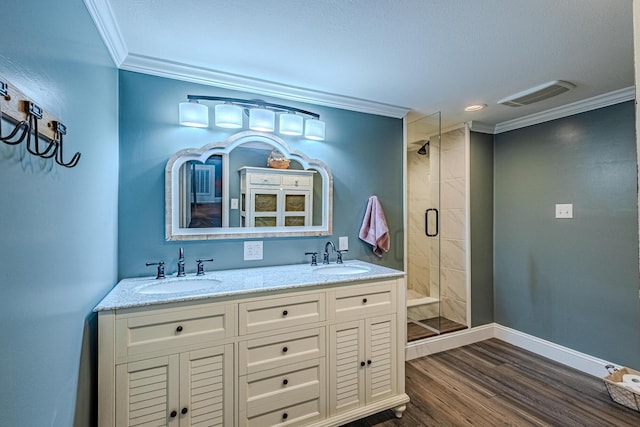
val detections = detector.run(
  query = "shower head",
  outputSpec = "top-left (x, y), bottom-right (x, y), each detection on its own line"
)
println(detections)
top-left (417, 140), bottom-right (429, 155)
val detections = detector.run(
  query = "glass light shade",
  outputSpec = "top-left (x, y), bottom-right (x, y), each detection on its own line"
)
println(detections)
top-left (179, 102), bottom-right (209, 127)
top-left (278, 113), bottom-right (304, 136)
top-left (214, 103), bottom-right (243, 128)
top-left (249, 108), bottom-right (275, 132)
top-left (304, 118), bottom-right (326, 141)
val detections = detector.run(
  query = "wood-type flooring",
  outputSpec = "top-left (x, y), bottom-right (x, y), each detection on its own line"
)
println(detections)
top-left (342, 338), bottom-right (640, 426)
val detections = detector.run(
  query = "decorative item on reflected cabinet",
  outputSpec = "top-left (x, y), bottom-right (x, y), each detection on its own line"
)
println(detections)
top-left (267, 149), bottom-right (290, 169)
top-left (0, 76), bottom-right (80, 168)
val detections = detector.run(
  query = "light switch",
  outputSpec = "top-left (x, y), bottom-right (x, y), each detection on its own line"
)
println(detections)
top-left (555, 203), bottom-right (573, 219)
top-left (231, 198), bottom-right (239, 209)
top-left (244, 241), bottom-right (263, 260)
top-left (339, 236), bottom-right (349, 251)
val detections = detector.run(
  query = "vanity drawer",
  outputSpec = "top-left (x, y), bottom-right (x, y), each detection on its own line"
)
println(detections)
top-left (240, 359), bottom-right (324, 420)
top-left (115, 303), bottom-right (235, 358)
top-left (331, 281), bottom-right (396, 320)
top-left (239, 328), bottom-right (325, 375)
top-left (282, 174), bottom-right (312, 187)
top-left (239, 293), bottom-right (325, 335)
top-left (241, 397), bottom-right (323, 427)
top-left (250, 173), bottom-right (281, 185)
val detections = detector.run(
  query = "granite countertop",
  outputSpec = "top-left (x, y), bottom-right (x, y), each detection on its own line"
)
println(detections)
top-left (94, 260), bottom-right (405, 312)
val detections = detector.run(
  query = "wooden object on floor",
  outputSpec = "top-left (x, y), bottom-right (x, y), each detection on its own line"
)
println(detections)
top-left (343, 338), bottom-right (640, 426)
top-left (407, 316), bottom-right (468, 342)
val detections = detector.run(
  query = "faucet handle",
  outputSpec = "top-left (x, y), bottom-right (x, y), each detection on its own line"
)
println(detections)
top-left (146, 261), bottom-right (166, 279)
top-left (305, 252), bottom-right (318, 266)
top-left (336, 249), bottom-right (348, 264)
top-left (196, 258), bottom-right (214, 276)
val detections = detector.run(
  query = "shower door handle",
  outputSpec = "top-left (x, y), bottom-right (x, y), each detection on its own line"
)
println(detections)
top-left (425, 208), bottom-right (439, 237)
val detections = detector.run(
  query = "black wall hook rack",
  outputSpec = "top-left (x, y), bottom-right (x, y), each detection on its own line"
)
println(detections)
top-left (0, 76), bottom-right (80, 168)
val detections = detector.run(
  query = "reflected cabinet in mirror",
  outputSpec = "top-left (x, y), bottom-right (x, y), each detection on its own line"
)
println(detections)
top-left (166, 131), bottom-right (333, 240)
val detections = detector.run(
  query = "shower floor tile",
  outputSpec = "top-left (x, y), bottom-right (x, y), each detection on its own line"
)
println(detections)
top-left (407, 317), bottom-right (468, 342)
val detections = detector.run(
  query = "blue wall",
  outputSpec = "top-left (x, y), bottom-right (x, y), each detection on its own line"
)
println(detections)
top-left (118, 70), bottom-right (404, 279)
top-left (494, 102), bottom-right (640, 368)
top-left (0, 1), bottom-right (118, 426)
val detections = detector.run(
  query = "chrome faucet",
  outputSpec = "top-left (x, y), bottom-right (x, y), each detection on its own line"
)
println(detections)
top-left (177, 247), bottom-right (186, 277)
top-left (323, 241), bottom-right (336, 264)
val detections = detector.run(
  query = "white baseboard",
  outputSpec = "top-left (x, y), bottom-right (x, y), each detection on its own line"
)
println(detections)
top-left (406, 323), bottom-right (617, 378)
top-left (493, 324), bottom-right (615, 378)
top-left (405, 324), bottom-right (494, 360)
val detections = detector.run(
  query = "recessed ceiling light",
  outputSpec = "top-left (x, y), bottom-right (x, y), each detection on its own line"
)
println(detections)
top-left (465, 104), bottom-right (487, 112)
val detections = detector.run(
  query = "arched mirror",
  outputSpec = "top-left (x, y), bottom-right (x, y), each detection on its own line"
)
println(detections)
top-left (166, 131), bottom-right (333, 240)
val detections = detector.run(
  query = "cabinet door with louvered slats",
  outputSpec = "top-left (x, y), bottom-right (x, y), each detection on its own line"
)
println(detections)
top-left (365, 314), bottom-right (397, 404)
top-left (115, 355), bottom-right (179, 427)
top-left (329, 319), bottom-right (365, 415)
top-left (179, 344), bottom-right (234, 427)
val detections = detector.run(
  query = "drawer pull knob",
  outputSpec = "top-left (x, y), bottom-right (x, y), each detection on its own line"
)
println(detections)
top-left (282, 310), bottom-right (288, 316)
top-left (170, 410), bottom-right (177, 418)
top-left (283, 378), bottom-right (289, 385)
top-left (367, 360), bottom-right (372, 365)
top-left (176, 325), bottom-right (183, 333)
top-left (181, 408), bottom-right (188, 415)
top-left (282, 413), bottom-right (288, 420)
top-left (362, 298), bottom-right (368, 304)
top-left (360, 361), bottom-right (365, 367)
top-left (282, 346), bottom-right (288, 353)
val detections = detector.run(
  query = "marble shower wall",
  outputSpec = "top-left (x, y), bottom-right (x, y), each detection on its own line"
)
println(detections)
top-left (406, 140), bottom-right (431, 298)
top-left (434, 127), bottom-right (467, 324)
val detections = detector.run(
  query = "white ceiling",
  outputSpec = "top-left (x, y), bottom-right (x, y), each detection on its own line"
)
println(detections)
top-left (85, 0), bottom-right (634, 131)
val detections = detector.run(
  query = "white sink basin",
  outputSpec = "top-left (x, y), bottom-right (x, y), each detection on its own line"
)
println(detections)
top-left (313, 265), bottom-right (370, 275)
top-left (137, 278), bottom-right (221, 294)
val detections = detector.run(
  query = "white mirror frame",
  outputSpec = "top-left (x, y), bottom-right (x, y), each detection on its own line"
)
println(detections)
top-left (166, 131), bottom-right (333, 240)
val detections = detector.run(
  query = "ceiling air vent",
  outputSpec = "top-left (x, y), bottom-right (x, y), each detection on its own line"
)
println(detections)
top-left (498, 80), bottom-right (576, 107)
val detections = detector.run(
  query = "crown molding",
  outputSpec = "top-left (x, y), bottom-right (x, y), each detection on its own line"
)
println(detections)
top-left (120, 54), bottom-right (409, 118)
top-left (83, 0), bottom-right (127, 66)
top-left (83, 0), bottom-right (408, 118)
top-left (467, 121), bottom-right (495, 134)
top-left (494, 86), bottom-right (635, 134)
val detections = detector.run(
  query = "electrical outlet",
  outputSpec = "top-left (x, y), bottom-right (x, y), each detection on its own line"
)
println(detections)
top-left (555, 203), bottom-right (573, 219)
top-left (244, 241), bottom-right (263, 260)
top-left (339, 236), bottom-right (349, 251)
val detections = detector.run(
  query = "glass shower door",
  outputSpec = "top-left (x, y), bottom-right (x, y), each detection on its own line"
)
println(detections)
top-left (406, 111), bottom-right (442, 341)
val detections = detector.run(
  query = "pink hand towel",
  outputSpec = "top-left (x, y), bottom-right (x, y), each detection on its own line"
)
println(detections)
top-left (359, 196), bottom-right (390, 257)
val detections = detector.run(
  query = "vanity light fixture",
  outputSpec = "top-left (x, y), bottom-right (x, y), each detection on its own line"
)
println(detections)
top-left (214, 103), bottom-right (243, 128)
top-left (304, 118), bottom-right (326, 141)
top-left (178, 95), bottom-right (325, 140)
top-left (279, 112), bottom-right (304, 136)
top-left (249, 107), bottom-right (275, 132)
top-left (178, 101), bottom-right (209, 127)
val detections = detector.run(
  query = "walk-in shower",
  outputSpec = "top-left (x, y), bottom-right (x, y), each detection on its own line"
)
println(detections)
top-left (406, 113), bottom-right (468, 342)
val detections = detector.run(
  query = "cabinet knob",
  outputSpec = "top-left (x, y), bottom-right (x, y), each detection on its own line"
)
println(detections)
top-left (362, 298), bottom-right (368, 304)
top-left (282, 413), bottom-right (288, 420)
top-left (176, 325), bottom-right (183, 333)
top-left (282, 346), bottom-right (288, 353)
top-left (282, 310), bottom-right (288, 316)
top-left (367, 360), bottom-right (372, 365)
top-left (283, 378), bottom-right (289, 385)
top-left (181, 408), bottom-right (188, 415)
top-left (170, 410), bottom-right (177, 418)
top-left (360, 361), bottom-right (365, 367)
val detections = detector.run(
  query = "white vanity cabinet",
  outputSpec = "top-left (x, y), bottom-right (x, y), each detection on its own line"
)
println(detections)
top-left (239, 167), bottom-right (315, 228)
top-left (328, 282), bottom-right (398, 416)
top-left (100, 301), bottom-right (236, 427)
top-left (98, 274), bottom-right (408, 427)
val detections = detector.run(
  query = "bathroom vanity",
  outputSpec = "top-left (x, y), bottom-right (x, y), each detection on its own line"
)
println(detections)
top-left (95, 261), bottom-right (409, 427)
